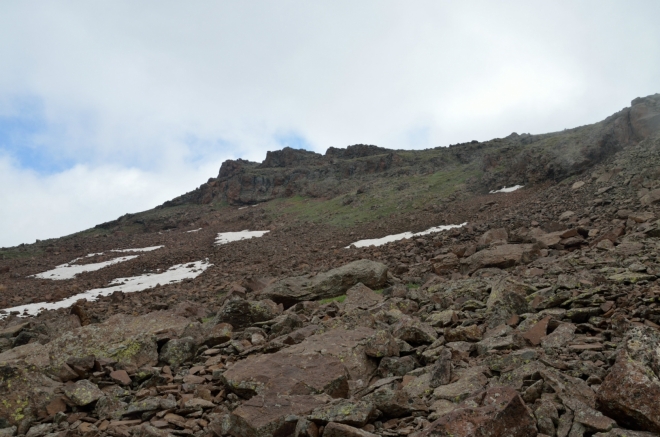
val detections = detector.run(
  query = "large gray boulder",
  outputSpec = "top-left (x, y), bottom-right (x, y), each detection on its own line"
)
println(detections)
top-left (258, 259), bottom-right (388, 307)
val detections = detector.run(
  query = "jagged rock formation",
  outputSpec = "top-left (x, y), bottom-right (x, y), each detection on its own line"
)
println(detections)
top-left (163, 95), bottom-right (660, 208)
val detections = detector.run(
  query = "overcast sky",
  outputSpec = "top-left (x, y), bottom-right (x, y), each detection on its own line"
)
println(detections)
top-left (1, 1), bottom-right (659, 247)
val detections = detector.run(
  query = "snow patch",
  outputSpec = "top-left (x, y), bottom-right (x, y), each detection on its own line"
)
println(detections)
top-left (186, 228), bottom-right (202, 233)
top-left (111, 246), bottom-right (164, 253)
top-left (215, 230), bottom-right (270, 245)
top-left (2, 260), bottom-right (212, 318)
top-left (32, 255), bottom-right (139, 280)
top-left (489, 185), bottom-right (523, 194)
top-left (346, 223), bottom-right (467, 248)
top-left (30, 246), bottom-right (164, 280)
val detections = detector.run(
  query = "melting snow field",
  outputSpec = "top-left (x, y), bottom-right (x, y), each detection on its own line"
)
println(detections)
top-left (31, 246), bottom-right (165, 280)
top-left (215, 230), bottom-right (270, 245)
top-left (346, 223), bottom-right (467, 248)
top-left (489, 185), bottom-right (523, 194)
top-left (1, 260), bottom-right (212, 318)
top-left (110, 246), bottom-right (164, 253)
top-left (32, 256), bottom-right (139, 280)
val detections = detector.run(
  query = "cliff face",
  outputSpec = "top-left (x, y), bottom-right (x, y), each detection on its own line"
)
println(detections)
top-left (163, 94), bottom-right (660, 208)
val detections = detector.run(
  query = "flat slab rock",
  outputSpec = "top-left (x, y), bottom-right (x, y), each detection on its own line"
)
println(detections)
top-left (258, 259), bottom-right (388, 307)
top-left (228, 393), bottom-right (327, 437)
top-left (222, 350), bottom-right (350, 398)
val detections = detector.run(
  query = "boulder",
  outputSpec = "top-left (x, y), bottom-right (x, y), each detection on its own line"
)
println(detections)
top-left (228, 393), bottom-right (327, 437)
top-left (363, 330), bottom-right (399, 358)
top-left (259, 260), bottom-right (388, 307)
top-left (222, 350), bottom-right (349, 399)
top-left (433, 253), bottom-right (460, 274)
top-left (47, 311), bottom-right (192, 374)
top-left (285, 327), bottom-right (377, 384)
top-left (421, 387), bottom-right (538, 437)
top-left (478, 228), bottom-right (508, 247)
top-left (484, 278), bottom-right (530, 328)
top-left (461, 244), bottom-right (541, 274)
top-left (343, 283), bottom-right (384, 311)
top-left (215, 299), bottom-right (282, 329)
top-left (597, 326), bottom-right (660, 433)
top-left (62, 379), bottom-right (104, 406)
top-left (159, 337), bottom-right (196, 368)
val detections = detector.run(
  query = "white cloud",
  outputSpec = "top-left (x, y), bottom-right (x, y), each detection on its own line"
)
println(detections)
top-left (0, 1), bottom-right (659, 246)
top-left (0, 155), bottom-right (223, 247)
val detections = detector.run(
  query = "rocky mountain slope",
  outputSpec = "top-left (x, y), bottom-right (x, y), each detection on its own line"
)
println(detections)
top-left (1, 94), bottom-right (660, 437)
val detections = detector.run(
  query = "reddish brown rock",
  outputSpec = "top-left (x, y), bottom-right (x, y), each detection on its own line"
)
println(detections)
top-left (109, 370), bottom-right (132, 386)
top-left (433, 253), bottom-right (460, 274)
top-left (228, 394), bottom-right (326, 437)
top-left (420, 387), bottom-right (538, 437)
top-left (597, 349), bottom-right (660, 433)
top-left (323, 422), bottom-right (378, 437)
top-left (461, 244), bottom-right (541, 275)
top-left (522, 316), bottom-right (551, 346)
top-left (222, 351), bottom-right (349, 398)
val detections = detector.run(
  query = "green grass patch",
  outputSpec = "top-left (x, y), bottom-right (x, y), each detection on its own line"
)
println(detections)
top-left (319, 295), bottom-right (347, 304)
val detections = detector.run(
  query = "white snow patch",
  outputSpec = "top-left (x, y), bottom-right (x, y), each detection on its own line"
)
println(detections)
top-left (346, 223), bottom-right (467, 248)
top-left (215, 230), bottom-right (270, 245)
top-left (489, 185), bottom-right (523, 194)
top-left (32, 255), bottom-right (139, 280)
top-left (186, 228), bottom-right (202, 233)
top-left (2, 260), bottom-right (212, 318)
top-left (111, 246), bottom-right (164, 253)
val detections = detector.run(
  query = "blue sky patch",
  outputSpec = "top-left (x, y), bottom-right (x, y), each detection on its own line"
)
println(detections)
top-left (0, 96), bottom-right (75, 174)
top-left (274, 131), bottom-right (313, 151)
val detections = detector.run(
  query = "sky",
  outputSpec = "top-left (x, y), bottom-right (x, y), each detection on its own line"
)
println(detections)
top-left (1, 1), bottom-right (659, 247)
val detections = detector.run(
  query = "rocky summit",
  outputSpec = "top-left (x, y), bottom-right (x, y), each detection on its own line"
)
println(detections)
top-left (1, 94), bottom-right (660, 437)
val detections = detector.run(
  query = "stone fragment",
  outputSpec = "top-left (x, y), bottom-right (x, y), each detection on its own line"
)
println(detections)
top-left (344, 283), bottom-right (384, 311)
top-left (259, 260), bottom-right (388, 307)
top-left (109, 370), bottom-right (132, 386)
top-left (640, 188), bottom-right (660, 205)
top-left (159, 337), bottom-right (196, 368)
top-left (363, 382), bottom-right (426, 417)
top-left (63, 379), bottom-right (104, 406)
top-left (433, 253), bottom-right (460, 274)
top-left (541, 323), bottom-right (576, 349)
top-left (429, 348), bottom-right (452, 388)
top-left (308, 399), bottom-right (376, 427)
top-left (203, 322), bottom-right (233, 347)
top-left (322, 422), bottom-right (378, 437)
top-left (484, 278), bottom-right (531, 328)
top-left (445, 324), bottom-right (483, 343)
top-left (478, 228), bottom-right (508, 247)
top-left (392, 317), bottom-right (437, 344)
top-left (522, 316), bottom-right (551, 346)
top-left (534, 399), bottom-right (558, 436)
top-left (433, 367), bottom-right (488, 403)
top-left (363, 330), bottom-right (399, 358)
top-left (426, 310), bottom-right (458, 328)
top-left (476, 333), bottom-right (524, 356)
